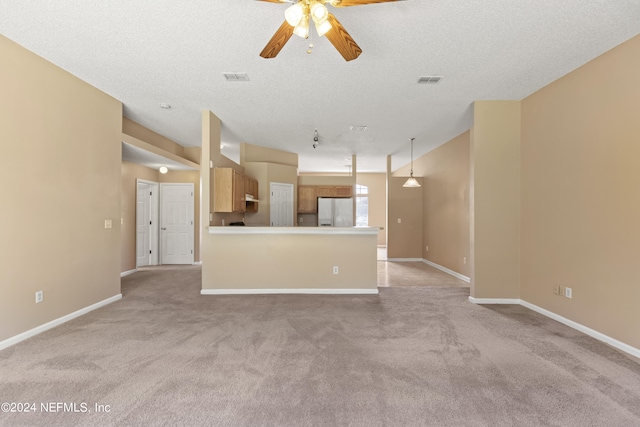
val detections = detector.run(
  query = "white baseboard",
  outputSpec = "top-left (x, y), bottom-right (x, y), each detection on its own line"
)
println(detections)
top-left (423, 259), bottom-right (471, 283)
top-left (0, 294), bottom-right (123, 351)
top-left (387, 258), bottom-right (423, 262)
top-left (468, 297), bottom-right (521, 304)
top-left (520, 300), bottom-right (640, 359)
top-left (120, 269), bottom-right (137, 277)
top-left (201, 288), bottom-right (379, 295)
top-left (469, 296), bottom-right (640, 359)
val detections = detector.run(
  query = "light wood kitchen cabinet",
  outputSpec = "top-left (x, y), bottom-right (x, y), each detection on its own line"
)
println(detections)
top-left (245, 176), bottom-right (258, 198)
top-left (245, 176), bottom-right (259, 213)
top-left (297, 185), bottom-right (353, 213)
top-left (335, 186), bottom-right (353, 197)
top-left (298, 186), bottom-right (317, 213)
top-left (316, 186), bottom-right (337, 197)
top-left (214, 168), bottom-right (245, 213)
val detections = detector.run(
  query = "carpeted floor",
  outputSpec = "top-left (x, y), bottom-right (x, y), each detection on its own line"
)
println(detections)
top-left (1, 265), bottom-right (639, 426)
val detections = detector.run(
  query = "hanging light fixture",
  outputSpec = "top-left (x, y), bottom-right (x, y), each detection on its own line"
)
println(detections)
top-left (403, 137), bottom-right (421, 188)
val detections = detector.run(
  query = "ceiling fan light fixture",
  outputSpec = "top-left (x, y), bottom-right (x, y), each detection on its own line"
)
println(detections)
top-left (285, 3), bottom-right (305, 27)
top-left (293, 14), bottom-right (310, 38)
top-left (310, 1), bottom-right (329, 21)
top-left (314, 17), bottom-right (332, 37)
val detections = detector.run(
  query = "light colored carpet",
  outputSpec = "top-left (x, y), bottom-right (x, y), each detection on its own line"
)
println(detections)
top-left (1, 265), bottom-right (639, 426)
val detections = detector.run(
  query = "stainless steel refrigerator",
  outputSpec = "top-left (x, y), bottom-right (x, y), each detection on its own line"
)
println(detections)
top-left (318, 197), bottom-right (354, 227)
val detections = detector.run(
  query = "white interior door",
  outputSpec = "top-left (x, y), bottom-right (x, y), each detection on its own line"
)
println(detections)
top-left (270, 182), bottom-right (294, 226)
top-left (160, 183), bottom-right (194, 264)
top-left (136, 182), bottom-right (151, 267)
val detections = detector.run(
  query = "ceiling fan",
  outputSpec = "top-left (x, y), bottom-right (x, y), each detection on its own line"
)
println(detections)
top-left (258, 0), bottom-right (402, 61)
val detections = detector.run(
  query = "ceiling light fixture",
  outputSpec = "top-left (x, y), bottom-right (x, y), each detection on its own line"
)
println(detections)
top-left (261, 0), bottom-right (398, 62)
top-left (159, 166), bottom-right (168, 174)
top-left (285, 1), bottom-right (331, 40)
top-left (403, 138), bottom-right (421, 188)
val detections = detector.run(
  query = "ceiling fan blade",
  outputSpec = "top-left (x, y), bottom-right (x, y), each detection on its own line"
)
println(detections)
top-left (260, 20), bottom-right (295, 59)
top-left (329, 0), bottom-right (403, 7)
top-left (324, 14), bottom-right (362, 61)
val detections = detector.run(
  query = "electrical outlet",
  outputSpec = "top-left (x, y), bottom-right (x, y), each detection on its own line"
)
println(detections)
top-left (426, 245), bottom-right (429, 252)
top-left (565, 287), bottom-right (572, 299)
top-left (333, 266), bottom-right (339, 275)
top-left (463, 257), bottom-right (467, 264)
top-left (35, 291), bottom-right (43, 304)
top-left (397, 218), bottom-right (402, 224)
top-left (299, 217), bottom-right (303, 223)
top-left (104, 219), bottom-right (112, 229)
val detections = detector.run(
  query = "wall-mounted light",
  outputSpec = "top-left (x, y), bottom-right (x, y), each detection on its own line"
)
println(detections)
top-left (159, 166), bottom-right (168, 174)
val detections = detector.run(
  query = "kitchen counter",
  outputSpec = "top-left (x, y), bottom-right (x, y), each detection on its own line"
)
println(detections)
top-left (208, 226), bottom-right (380, 235)
top-left (202, 226), bottom-right (378, 295)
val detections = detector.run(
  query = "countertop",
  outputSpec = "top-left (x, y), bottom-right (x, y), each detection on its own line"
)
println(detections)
top-left (208, 226), bottom-right (380, 235)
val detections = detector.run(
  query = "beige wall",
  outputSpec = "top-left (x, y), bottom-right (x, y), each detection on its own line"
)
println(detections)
top-left (244, 162), bottom-right (299, 226)
top-left (122, 117), bottom-right (200, 164)
top-left (241, 143), bottom-right (298, 167)
top-left (356, 173), bottom-right (387, 246)
top-left (0, 36), bottom-right (122, 341)
top-left (387, 177), bottom-right (423, 259)
top-left (470, 101), bottom-right (521, 299)
top-left (520, 35), bottom-right (640, 348)
top-left (121, 161), bottom-right (159, 272)
top-left (395, 133), bottom-right (471, 274)
top-left (205, 232), bottom-right (377, 290)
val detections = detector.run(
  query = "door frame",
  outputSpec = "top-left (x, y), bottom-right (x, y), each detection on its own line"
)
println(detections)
top-left (136, 179), bottom-right (159, 267)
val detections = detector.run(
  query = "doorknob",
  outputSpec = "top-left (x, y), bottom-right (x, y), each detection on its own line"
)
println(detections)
top-left (161, 227), bottom-right (166, 230)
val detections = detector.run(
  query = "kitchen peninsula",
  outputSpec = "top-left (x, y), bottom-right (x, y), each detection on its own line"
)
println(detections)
top-left (202, 226), bottom-right (379, 295)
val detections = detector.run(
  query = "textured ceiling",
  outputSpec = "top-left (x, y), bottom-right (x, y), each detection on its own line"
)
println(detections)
top-left (2, 1), bottom-right (639, 172)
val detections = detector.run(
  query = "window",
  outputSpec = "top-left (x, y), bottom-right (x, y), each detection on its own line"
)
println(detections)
top-left (355, 184), bottom-right (368, 227)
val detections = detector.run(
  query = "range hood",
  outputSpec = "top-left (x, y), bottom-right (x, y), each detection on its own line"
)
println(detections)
top-left (246, 193), bottom-right (259, 203)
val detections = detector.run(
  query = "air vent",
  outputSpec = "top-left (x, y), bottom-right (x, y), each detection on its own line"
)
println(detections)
top-left (223, 73), bottom-right (250, 81)
top-left (418, 76), bottom-right (442, 84)
top-left (350, 126), bottom-right (368, 131)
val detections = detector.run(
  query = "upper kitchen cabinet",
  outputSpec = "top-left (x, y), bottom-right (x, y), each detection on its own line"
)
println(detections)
top-left (244, 175), bottom-right (258, 199)
top-left (297, 185), bottom-right (353, 213)
top-left (335, 186), bottom-right (353, 197)
top-left (298, 186), bottom-right (317, 213)
top-left (214, 168), bottom-right (246, 213)
top-left (316, 186), bottom-right (337, 197)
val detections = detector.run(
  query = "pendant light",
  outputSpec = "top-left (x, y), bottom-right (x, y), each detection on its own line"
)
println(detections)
top-left (403, 137), bottom-right (421, 188)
